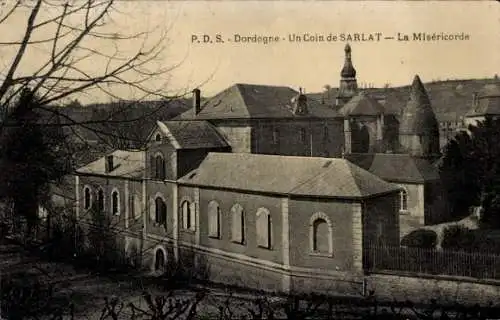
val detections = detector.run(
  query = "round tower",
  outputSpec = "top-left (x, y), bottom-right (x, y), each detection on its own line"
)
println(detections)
top-left (336, 43), bottom-right (358, 107)
top-left (399, 75), bottom-right (440, 158)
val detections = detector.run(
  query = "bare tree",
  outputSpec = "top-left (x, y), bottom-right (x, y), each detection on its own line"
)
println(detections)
top-left (0, 0), bottom-right (176, 111)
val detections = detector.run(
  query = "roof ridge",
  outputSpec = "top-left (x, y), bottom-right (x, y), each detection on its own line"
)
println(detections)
top-left (234, 84), bottom-right (251, 115)
top-left (287, 158), bottom-right (341, 194)
top-left (344, 161), bottom-right (370, 196)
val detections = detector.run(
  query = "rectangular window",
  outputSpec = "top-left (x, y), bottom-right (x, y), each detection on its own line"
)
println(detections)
top-left (299, 128), bottom-right (306, 143)
top-left (272, 127), bottom-right (279, 144)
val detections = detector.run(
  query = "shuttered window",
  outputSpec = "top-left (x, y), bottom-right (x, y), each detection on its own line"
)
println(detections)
top-left (155, 155), bottom-right (165, 180)
top-left (149, 198), bottom-right (156, 222)
top-left (155, 197), bottom-right (167, 225)
top-left (111, 190), bottom-right (119, 215)
top-left (181, 200), bottom-right (195, 231)
top-left (231, 204), bottom-right (244, 244)
top-left (83, 186), bottom-right (92, 210)
top-left (256, 208), bottom-right (271, 249)
top-left (150, 156), bottom-right (156, 178)
top-left (97, 188), bottom-right (105, 212)
top-left (208, 201), bottom-right (221, 238)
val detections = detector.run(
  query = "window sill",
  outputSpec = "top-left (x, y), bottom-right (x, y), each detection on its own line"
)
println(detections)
top-left (182, 228), bottom-right (196, 234)
top-left (257, 244), bottom-right (272, 250)
top-left (231, 240), bottom-right (245, 245)
top-left (399, 210), bottom-right (410, 215)
top-left (309, 251), bottom-right (333, 258)
top-left (208, 235), bottom-right (221, 239)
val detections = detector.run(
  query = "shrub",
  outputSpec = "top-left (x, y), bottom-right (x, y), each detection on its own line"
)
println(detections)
top-left (401, 229), bottom-right (437, 248)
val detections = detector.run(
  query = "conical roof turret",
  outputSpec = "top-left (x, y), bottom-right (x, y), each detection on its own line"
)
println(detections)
top-left (399, 75), bottom-right (438, 135)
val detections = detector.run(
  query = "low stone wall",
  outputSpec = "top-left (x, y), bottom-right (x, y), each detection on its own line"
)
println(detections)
top-left (366, 272), bottom-right (500, 305)
top-left (201, 251), bottom-right (284, 293)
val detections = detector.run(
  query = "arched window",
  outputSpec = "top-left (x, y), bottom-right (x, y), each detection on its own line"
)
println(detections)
top-left (154, 248), bottom-right (166, 271)
top-left (155, 196), bottom-right (167, 224)
top-left (111, 189), bottom-right (120, 215)
top-left (155, 133), bottom-right (162, 142)
top-left (231, 204), bottom-right (245, 244)
top-left (97, 188), bottom-right (105, 212)
top-left (400, 189), bottom-right (408, 212)
top-left (309, 212), bottom-right (333, 256)
top-left (256, 208), bottom-right (272, 249)
top-left (181, 200), bottom-right (195, 231)
top-left (323, 126), bottom-right (329, 141)
top-left (208, 201), bottom-right (221, 238)
top-left (83, 186), bottom-right (92, 210)
top-left (155, 153), bottom-right (166, 180)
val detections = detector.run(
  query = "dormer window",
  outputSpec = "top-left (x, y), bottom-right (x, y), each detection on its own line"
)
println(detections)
top-left (155, 133), bottom-right (162, 142)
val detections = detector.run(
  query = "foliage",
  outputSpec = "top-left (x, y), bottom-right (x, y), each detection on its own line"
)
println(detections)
top-left (441, 225), bottom-right (500, 253)
top-left (400, 229), bottom-right (437, 248)
top-left (0, 271), bottom-right (73, 320)
top-left (440, 116), bottom-right (500, 227)
top-left (441, 225), bottom-right (476, 250)
top-left (0, 89), bottom-right (71, 234)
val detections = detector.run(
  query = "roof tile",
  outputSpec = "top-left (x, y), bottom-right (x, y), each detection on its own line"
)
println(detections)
top-left (175, 84), bottom-right (340, 120)
top-left (76, 150), bottom-right (145, 178)
top-left (178, 153), bottom-right (400, 199)
top-left (158, 120), bottom-right (229, 150)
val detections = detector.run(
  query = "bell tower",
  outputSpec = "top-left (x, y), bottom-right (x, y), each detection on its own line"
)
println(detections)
top-left (336, 43), bottom-right (358, 107)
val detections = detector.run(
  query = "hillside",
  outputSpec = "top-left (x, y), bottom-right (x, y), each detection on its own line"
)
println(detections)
top-left (310, 77), bottom-right (500, 122)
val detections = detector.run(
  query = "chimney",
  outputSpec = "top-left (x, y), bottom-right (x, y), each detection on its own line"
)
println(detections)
top-left (105, 154), bottom-right (114, 173)
top-left (193, 88), bottom-right (201, 115)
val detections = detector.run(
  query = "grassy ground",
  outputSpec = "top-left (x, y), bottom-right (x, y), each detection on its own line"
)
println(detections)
top-left (2, 238), bottom-right (500, 320)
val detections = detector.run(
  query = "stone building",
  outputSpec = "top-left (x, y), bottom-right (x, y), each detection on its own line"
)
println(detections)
top-left (464, 83), bottom-right (500, 128)
top-left (75, 150), bottom-right (146, 265)
top-left (175, 84), bottom-right (344, 158)
top-left (72, 43), bottom-right (452, 293)
top-left (75, 142), bottom-right (401, 293)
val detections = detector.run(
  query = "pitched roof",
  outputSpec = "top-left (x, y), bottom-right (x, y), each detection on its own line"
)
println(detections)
top-left (338, 92), bottom-right (385, 116)
top-left (479, 83), bottom-right (500, 98)
top-left (310, 79), bottom-right (500, 123)
top-left (345, 153), bottom-right (440, 184)
top-left (174, 84), bottom-right (340, 120)
top-left (178, 153), bottom-right (400, 199)
top-left (157, 120), bottom-right (229, 150)
top-left (399, 75), bottom-right (439, 135)
top-left (76, 150), bottom-right (145, 178)
top-left (466, 84), bottom-right (500, 117)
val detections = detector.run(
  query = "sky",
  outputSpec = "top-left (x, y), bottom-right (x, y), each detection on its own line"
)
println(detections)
top-left (1, 1), bottom-right (499, 103)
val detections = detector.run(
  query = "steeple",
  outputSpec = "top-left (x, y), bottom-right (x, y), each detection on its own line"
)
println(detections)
top-left (399, 75), bottom-right (440, 158)
top-left (341, 43), bottom-right (356, 79)
top-left (336, 43), bottom-right (358, 107)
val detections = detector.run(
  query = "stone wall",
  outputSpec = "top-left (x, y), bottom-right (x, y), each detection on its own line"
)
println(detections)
top-left (366, 272), bottom-right (500, 305)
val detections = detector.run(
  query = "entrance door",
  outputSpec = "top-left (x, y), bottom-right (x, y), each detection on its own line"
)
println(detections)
top-left (155, 248), bottom-right (165, 271)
